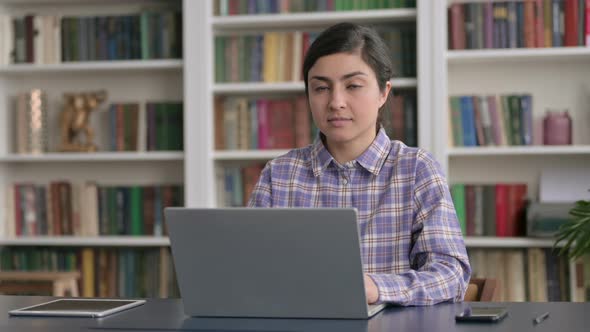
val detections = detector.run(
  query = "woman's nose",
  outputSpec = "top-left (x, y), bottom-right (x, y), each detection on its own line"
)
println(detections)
top-left (328, 88), bottom-right (346, 110)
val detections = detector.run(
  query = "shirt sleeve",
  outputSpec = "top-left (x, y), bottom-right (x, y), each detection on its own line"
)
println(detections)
top-left (367, 151), bottom-right (471, 306)
top-left (246, 162), bottom-right (272, 207)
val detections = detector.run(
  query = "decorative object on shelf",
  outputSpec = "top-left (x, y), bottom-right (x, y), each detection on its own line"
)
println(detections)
top-left (543, 110), bottom-right (572, 145)
top-left (59, 90), bottom-right (107, 152)
top-left (555, 199), bottom-right (590, 260)
top-left (527, 202), bottom-right (574, 238)
top-left (15, 89), bottom-right (49, 154)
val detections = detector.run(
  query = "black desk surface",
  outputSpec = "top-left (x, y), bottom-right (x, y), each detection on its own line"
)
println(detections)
top-left (1, 295), bottom-right (588, 332)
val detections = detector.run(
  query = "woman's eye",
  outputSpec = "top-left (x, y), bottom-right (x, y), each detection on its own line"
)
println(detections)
top-left (314, 86), bottom-right (329, 92)
top-left (347, 84), bottom-right (362, 90)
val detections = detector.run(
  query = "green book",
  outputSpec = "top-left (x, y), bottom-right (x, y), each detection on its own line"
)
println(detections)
top-left (140, 12), bottom-right (151, 59)
top-left (500, 96), bottom-right (513, 145)
top-left (451, 184), bottom-right (467, 235)
top-left (508, 95), bottom-right (523, 145)
top-left (214, 36), bottom-right (225, 82)
top-left (449, 96), bottom-right (464, 147)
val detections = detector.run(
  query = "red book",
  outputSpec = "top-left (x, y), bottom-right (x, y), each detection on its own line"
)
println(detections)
top-left (242, 165), bottom-right (264, 205)
top-left (51, 182), bottom-right (62, 236)
top-left (142, 186), bottom-right (155, 236)
top-left (228, 0), bottom-right (239, 15)
top-left (116, 104), bottom-right (125, 151)
top-left (294, 95), bottom-right (311, 147)
top-left (14, 184), bottom-right (22, 236)
top-left (268, 100), bottom-right (295, 149)
top-left (25, 15), bottom-right (34, 63)
top-left (565, 0), bottom-right (579, 46)
top-left (450, 4), bottom-right (466, 50)
top-left (586, 0), bottom-right (590, 45)
top-left (495, 184), bottom-right (509, 237)
top-left (524, 1), bottom-right (537, 48)
top-left (510, 184), bottom-right (528, 236)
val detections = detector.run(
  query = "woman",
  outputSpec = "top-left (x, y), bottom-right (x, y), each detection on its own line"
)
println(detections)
top-left (248, 22), bottom-right (471, 306)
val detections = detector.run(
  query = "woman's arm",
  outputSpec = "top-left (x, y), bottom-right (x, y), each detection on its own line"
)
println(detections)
top-left (367, 152), bottom-right (471, 306)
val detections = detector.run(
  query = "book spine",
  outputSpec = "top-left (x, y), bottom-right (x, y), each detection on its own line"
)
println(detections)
top-left (460, 96), bottom-right (477, 146)
top-left (565, 0), bottom-right (579, 46)
top-left (495, 184), bottom-right (509, 237)
top-left (450, 184), bottom-right (466, 235)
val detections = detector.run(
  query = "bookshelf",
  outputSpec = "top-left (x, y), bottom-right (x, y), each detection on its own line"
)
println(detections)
top-left (0, 0), bottom-right (184, 297)
top-left (432, 0), bottom-right (590, 301)
top-left (189, 0), bottom-right (432, 208)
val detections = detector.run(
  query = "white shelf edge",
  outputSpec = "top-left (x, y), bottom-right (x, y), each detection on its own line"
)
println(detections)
top-left (464, 237), bottom-right (560, 248)
top-left (0, 152), bottom-right (184, 162)
top-left (0, 59), bottom-right (183, 74)
top-left (0, 236), bottom-right (170, 247)
top-left (214, 150), bottom-right (291, 161)
top-left (0, 236), bottom-right (560, 248)
top-left (213, 78), bottom-right (417, 94)
top-left (447, 146), bottom-right (590, 156)
top-left (214, 82), bottom-right (304, 94)
top-left (212, 8), bottom-right (417, 29)
top-left (447, 47), bottom-right (590, 63)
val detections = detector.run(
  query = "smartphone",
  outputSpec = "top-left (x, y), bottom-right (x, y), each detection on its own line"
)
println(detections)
top-left (455, 306), bottom-right (508, 323)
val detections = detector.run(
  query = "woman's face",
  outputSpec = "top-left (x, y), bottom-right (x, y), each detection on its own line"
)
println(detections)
top-left (307, 52), bottom-right (390, 151)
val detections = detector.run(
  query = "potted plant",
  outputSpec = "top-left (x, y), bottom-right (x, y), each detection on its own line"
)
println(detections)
top-left (554, 200), bottom-right (590, 260)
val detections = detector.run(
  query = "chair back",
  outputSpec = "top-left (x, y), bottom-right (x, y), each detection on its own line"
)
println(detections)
top-left (464, 278), bottom-right (497, 302)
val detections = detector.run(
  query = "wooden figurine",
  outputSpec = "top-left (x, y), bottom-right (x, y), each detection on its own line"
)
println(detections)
top-left (59, 90), bottom-right (107, 152)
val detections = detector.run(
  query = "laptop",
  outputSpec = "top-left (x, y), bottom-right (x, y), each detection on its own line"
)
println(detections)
top-left (165, 207), bottom-right (386, 319)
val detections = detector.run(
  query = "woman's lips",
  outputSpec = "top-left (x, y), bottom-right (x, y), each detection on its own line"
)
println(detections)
top-left (328, 118), bottom-right (352, 127)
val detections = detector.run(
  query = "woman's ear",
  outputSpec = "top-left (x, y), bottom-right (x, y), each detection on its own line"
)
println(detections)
top-left (379, 81), bottom-right (392, 108)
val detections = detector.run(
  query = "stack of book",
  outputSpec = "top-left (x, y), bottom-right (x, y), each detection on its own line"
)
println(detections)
top-left (448, 0), bottom-right (590, 50)
top-left (0, 11), bottom-right (182, 65)
top-left (449, 94), bottom-right (534, 147)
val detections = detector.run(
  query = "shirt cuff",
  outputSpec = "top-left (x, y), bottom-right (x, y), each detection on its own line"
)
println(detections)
top-left (366, 273), bottom-right (403, 304)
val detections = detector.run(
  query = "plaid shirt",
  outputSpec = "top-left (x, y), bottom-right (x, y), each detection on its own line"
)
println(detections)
top-left (248, 129), bottom-right (471, 305)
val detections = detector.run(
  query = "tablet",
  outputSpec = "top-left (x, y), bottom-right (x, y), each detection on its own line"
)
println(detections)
top-left (9, 298), bottom-right (146, 318)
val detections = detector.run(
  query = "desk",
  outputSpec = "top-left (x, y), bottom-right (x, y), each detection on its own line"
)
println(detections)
top-left (0, 295), bottom-right (588, 332)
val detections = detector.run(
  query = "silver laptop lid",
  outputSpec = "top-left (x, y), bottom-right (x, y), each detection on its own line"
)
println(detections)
top-left (165, 208), bottom-right (374, 319)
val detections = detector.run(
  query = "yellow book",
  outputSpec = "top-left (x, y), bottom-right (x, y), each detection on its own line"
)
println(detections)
top-left (81, 248), bottom-right (95, 297)
top-left (263, 32), bottom-right (278, 82)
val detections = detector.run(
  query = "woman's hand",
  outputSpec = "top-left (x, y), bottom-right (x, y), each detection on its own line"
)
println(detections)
top-left (364, 274), bottom-right (379, 304)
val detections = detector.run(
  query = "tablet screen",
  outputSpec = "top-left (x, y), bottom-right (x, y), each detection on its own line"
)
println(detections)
top-left (10, 299), bottom-right (146, 317)
top-left (19, 299), bottom-right (139, 313)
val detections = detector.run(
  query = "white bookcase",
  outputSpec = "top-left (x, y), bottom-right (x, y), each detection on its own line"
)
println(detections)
top-left (0, 0), bottom-right (186, 244)
top-left (186, 0), bottom-right (433, 208)
top-left (431, 0), bottom-right (590, 301)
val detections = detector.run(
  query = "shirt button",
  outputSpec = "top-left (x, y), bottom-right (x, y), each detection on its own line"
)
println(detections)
top-left (342, 178), bottom-right (348, 185)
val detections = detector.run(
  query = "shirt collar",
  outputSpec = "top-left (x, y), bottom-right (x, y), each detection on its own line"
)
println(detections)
top-left (310, 128), bottom-right (391, 177)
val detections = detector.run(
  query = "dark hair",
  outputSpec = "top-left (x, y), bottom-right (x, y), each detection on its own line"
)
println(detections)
top-left (302, 22), bottom-right (394, 129)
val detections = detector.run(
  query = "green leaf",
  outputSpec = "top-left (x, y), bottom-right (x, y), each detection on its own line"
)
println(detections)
top-left (554, 200), bottom-right (590, 261)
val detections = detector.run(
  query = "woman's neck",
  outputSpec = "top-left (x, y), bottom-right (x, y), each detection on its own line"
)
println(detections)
top-left (323, 133), bottom-right (376, 165)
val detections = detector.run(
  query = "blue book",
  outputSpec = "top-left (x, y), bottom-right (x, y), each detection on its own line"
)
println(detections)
top-left (520, 94), bottom-right (533, 146)
top-left (460, 96), bottom-right (478, 146)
